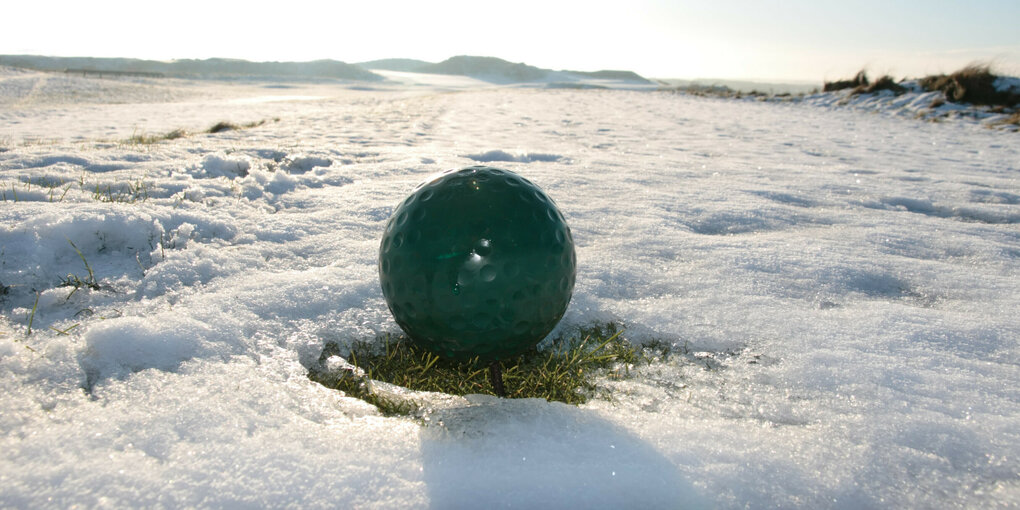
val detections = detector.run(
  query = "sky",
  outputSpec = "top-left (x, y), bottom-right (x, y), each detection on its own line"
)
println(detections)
top-left (4, 0), bottom-right (1019, 82)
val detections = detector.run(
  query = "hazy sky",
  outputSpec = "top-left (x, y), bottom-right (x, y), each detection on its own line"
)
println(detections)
top-left (5, 0), bottom-right (1019, 82)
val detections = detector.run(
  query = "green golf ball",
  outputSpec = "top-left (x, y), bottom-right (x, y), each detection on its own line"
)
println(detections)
top-left (379, 166), bottom-right (576, 362)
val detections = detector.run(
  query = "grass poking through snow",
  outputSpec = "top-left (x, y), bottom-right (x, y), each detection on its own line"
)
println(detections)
top-left (91, 179), bottom-right (149, 203)
top-left (59, 239), bottom-right (101, 296)
top-left (310, 323), bottom-right (674, 417)
top-left (26, 292), bottom-right (39, 336)
top-left (206, 119), bottom-right (270, 133)
top-left (125, 118), bottom-right (278, 144)
top-left (126, 128), bottom-right (188, 145)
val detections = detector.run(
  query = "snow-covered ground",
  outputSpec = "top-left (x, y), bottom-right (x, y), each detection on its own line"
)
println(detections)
top-left (2, 68), bottom-right (1019, 508)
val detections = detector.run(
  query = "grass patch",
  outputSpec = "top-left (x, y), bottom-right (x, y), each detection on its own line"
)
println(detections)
top-left (854, 75), bottom-right (905, 95)
top-left (919, 64), bottom-right (1020, 107)
top-left (2, 177), bottom-right (75, 203)
top-left (824, 70), bottom-right (869, 92)
top-left (671, 84), bottom-right (735, 98)
top-left (127, 128), bottom-right (188, 145)
top-left (92, 179), bottom-right (149, 203)
top-left (125, 118), bottom-right (277, 144)
top-left (309, 324), bottom-right (674, 417)
top-left (206, 119), bottom-right (267, 133)
top-left (3, 174), bottom-right (152, 204)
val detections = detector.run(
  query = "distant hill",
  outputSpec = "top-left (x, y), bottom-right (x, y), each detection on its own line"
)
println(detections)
top-left (568, 70), bottom-right (651, 83)
top-left (416, 56), bottom-right (549, 82)
top-left (410, 55), bottom-right (652, 85)
top-left (0, 55), bottom-right (167, 75)
top-left (0, 54), bottom-right (652, 85)
top-left (0, 55), bottom-right (384, 81)
top-left (358, 58), bottom-right (434, 72)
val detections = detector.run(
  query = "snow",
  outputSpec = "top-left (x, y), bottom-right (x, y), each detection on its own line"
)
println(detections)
top-left (464, 149), bottom-right (564, 163)
top-left (995, 76), bottom-right (1020, 94)
top-left (372, 69), bottom-right (502, 90)
top-left (2, 68), bottom-right (1019, 508)
top-left (200, 153), bottom-right (251, 178)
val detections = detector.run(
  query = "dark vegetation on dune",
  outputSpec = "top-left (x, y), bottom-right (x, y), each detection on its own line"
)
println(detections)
top-left (823, 70), bottom-right (870, 92)
top-left (660, 63), bottom-right (1017, 129)
top-left (824, 64), bottom-right (1019, 108)
top-left (860, 75), bottom-right (906, 95)
top-left (823, 71), bottom-right (905, 95)
top-left (918, 64), bottom-right (1020, 107)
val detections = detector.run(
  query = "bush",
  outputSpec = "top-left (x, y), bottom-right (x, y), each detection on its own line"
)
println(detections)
top-left (919, 64), bottom-right (1020, 107)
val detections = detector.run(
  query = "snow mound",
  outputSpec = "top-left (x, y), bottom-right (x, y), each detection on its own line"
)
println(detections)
top-left (0, 206), bottom-right (164, 292)
top-left (422, 398), bottom-right (708, 509)
top-left (465, 150), bottom-right (563, 163)
top-left (79, 317), bottom-right (224, 382)
top-left (285, 155), bottom-right (333, 173)
top-left (200, 154), bottom-right (251, 178)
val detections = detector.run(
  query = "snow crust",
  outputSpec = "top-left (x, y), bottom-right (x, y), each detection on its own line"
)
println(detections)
top-left (2, 71), bottom-right (1019, 508)
top-left (994, 76), bottom-right (1020, 94)
top-left (465, 149), bottom-right (563, 163)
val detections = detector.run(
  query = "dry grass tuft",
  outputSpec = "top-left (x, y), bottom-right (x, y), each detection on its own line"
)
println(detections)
top-left (854, 75), bottom-right (906, 95)
top-left (125, 118), bottom-right (276, 144)
top-left (207, 119), bottom-right (266, 133)
top-left (824, 70), bottom-right (869, 92)
top-left (127, 128), bottom-right (187, 144)
top-left (993, 111), bottom-right (1020, 129)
